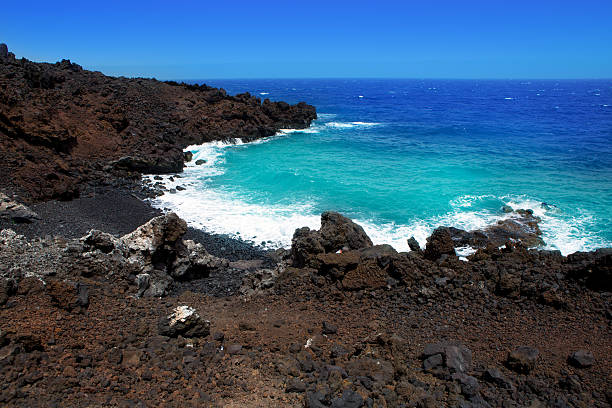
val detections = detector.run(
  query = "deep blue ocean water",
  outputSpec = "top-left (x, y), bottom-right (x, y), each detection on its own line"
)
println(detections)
top-left (148, 79), bottom-right (612, 254)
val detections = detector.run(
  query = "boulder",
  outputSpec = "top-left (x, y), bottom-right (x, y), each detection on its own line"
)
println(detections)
top-left (170, 239), bottom-right (228, 280)
top-left (387, 253), bottom-right (424, 284)
top-left (0, 44), bottom-right (8, 59)
top-left (424, 227), bottom-right (456, 261)
top-left (121, 212), bottom-right (187, 255)
top-left (111, 153), bottom-right (184, 174)
top-left (482, 368), bottom-right (514, 390)
top-left (407, 236), bottom-right (421, 252)
top-left (0, 193), bottom-right (40, 224)
top-left (319, 211), bottom-right (373, 252)
top-left (158, 305), bottom-right (210, 338)
top-left (330, 389), bottom-right (364, 408)
top-left (82, 229), bottom-right (117, 253)
top-left (195, 159), bottom-right (206, 165)
top-left (285, 378), bottom-right (306, 393)
top-left (506, 346), bottom-right (539, 373)
top-left (183, 151), bottom-right (193, 162)
top-left (422, 341), bottom-right (472, 374)
top-left (359, 244), bottom-right (397, 262)
top-left (568, 350), bottom-right (594, 368)
top-left (290, 212), bottom-right (373, 269)
top-left (451, 372), bottom-right (480, 397)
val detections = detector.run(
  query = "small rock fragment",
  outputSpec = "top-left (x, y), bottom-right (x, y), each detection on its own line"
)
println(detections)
top-left (568, 350), bottom-right (594, 368)
top-left (322, 321), bottom-right (338, 335)
top-left (506, 346), bottom-right (539, 373)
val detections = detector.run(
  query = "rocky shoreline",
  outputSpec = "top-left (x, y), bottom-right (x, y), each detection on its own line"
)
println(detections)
top-left (0, 44), bottom-right (316, 202)
top-left (1, 45), bottom-right (611, 407)
top-left (0, 206), bottom-right (611, 407)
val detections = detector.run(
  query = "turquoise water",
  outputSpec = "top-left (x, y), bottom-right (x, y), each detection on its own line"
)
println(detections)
top-left (148, 79), bottom-right (612, 254)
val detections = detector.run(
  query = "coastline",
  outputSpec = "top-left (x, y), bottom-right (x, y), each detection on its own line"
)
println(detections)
top-left (1, 45), bottom-right (611, 407)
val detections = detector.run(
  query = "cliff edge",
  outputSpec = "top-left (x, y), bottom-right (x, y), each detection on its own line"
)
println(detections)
top-left (0, 44), bottom-right (316, 201)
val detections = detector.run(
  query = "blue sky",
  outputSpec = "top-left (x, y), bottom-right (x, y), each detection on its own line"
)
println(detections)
top-left (2, 0), bottom-right (611, 79)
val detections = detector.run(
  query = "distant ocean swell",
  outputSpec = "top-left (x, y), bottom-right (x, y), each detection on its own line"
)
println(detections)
top-left (145, 127), bottom-right (610, 256)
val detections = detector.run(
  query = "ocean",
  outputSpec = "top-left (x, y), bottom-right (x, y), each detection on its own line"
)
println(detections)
top-left (146, 79), bottom-right (612, 255)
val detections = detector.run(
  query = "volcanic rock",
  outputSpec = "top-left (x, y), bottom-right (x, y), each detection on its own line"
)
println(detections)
top-left (506, 346), bottom-right (539, 373)
top-left (0, 193), bottom-right (40, 224)
top-left (424, 227), bottom-right (456, 261)
top-left (449, 208), bottom-right (544, 249)
top-left (407, 236), bottom-right (421, 252)
top-left (0, 46), bottom-right (316, 201)
top-left (285, 378), bottom-right (306, 393)
top-left (451, 372), bottom-right (480, 397)
top-left (422, 341), bottom-right (472, 374)
top-left (291, 227), bottom-right (325, 268)
top-left (330, 389), bottom-right (363, 408)
top-left (158, 305), bottom-right (210, 338)
top-left (568, 350), bottom-right (594, 368)
top-left (566, 248), bottom-right (612, 291)
top-left (322, 321), bottom-right (338, 335)
top-left (319, 211), bottom-right (373, 252)
top-left (482, 368), bottom-right (514, 390)
top-left (342, 259), bottom-right (388, 290)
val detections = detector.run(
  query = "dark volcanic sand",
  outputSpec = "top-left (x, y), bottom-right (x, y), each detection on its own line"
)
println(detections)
top-left (0, 189), bottom-right (270, 262)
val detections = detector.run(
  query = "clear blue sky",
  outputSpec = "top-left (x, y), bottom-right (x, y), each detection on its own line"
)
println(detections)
top-left (2, 0), bottom-right (611, 79)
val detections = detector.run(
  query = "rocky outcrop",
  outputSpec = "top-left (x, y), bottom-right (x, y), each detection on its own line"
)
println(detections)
top-left (319, 211), bottom-right (373, 253)
top-left (0, 44), bottom-right (317, 201)
top-left (286, 213), bottom-right (612, 306)
top-left (0, 193), bottom-right (40, 223)
top-left (449, 208), bottom-right (544, 249)
top-left (565, 248), bottom-right (612, 291)
top-left (0, 213), bottom-right (611, 407)
top-left (291, 212), bottom-right (372, 269)
top-left (81, 213), bottom-right (229, 296)
top-left (0, 213), bottom-right (228, 298)
top-left (424, 227), bottom-right (456, 261)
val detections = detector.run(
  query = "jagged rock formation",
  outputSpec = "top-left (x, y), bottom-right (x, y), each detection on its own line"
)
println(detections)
top-left (0, 43), bottom-right (316, 201)
top-left (0, 213), bottom-right (610, 406)
top-left (1, 213), bottom-right (228, 298)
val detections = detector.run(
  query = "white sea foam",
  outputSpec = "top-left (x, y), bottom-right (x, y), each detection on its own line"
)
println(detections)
top-left (277, 128), bottom-right (320, 135)
top-left (149, 185), bottom-right (320, 248)
top-left (146, 141), bottom-right (609, 255)
top-left (326, 121), bottom-right (381, 129)
top-left (455, 246), bottom-right (478, 257)
top-left (259, 92), bottom-right (269, 95)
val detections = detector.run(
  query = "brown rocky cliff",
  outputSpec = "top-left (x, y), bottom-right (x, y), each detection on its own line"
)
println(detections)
top-left (0, 44), bottom-right (317, 201)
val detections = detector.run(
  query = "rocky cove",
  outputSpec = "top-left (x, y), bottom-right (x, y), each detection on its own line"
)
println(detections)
top-left (0, 44), bottom-right (611, 407)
